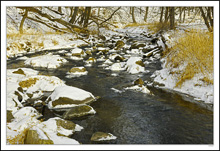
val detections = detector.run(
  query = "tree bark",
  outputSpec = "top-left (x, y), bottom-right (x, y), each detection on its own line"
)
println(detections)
top-left (69, 7), bottom-right (79, 24)
top-left (58, 7), bottom-right (62, 13)
top-left (199, 7), bottom-right (212, 32)
top-left (19, 9), bottom-right (28, 34)
top-left (83, 7), bottom-right (91, 28)
top-left (160, 7), bottom-right (164, 23)
top-left (169, 7), bottom-right (175, 29)
top-left (164, 7), bottom-right (169, 23)
top-left (144, 7), bottom-right (149, 22)
top-left (131, 7), bottom-right (136, 23)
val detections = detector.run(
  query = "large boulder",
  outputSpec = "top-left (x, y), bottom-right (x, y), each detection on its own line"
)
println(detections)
top-left (47, 85), bottom-right (96, 109)
top-left (63, 105), bottom-right (96, 119)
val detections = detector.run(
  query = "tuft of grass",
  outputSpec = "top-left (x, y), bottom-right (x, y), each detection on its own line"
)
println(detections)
top-left (19, 78), bottom-right (38, 88)
top-left (52, 39), bottom-right (59, 46)
top-left (165, 29), bottom-right (213, 87)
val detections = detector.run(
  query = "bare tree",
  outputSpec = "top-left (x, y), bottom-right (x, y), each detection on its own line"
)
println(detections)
top-left (169, 7), bottom-right (175, 29)
top-left (160, 7), bottom-right (164, 22)
top-left (199, 7), bottom-right (213, 32)
top-left (164, 7), bottom-right (169, 23)
top-left (144, 7), bottom-right (149, 22)
top-left (69, 7), bottom-right (79, 24)
top-left (19, 9), bottom-right (28, 34)
top-left (131, 7), bottom-right (136, 23)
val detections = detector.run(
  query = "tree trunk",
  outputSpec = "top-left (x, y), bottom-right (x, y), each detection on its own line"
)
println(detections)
top-left (83, 7), bottom-right (91, 28)
top-left (199, 7), bottom-right (212, 32)
top-left (19, 9), bottom-right (28, 34)
top-left (69, 7), bottom-right (79, 24)
top-left (169, 7), bottom-right (175, 29)
top-left (144, 7), bottom-right (149, 22)
top-left (207, 7), bottom-right (213, 28)
top-left (131, 7), bottom-right (136, 23)
top-left (58, 7), bottom-right (62, 13)
top-left (164, 7), bottom-right (169, 23)
top-left (160, 7), bottom-right (164, 22)
top-left (179, 7), bottom-right (182, 23)
top-left (183, 7), bottom-right (186, 23)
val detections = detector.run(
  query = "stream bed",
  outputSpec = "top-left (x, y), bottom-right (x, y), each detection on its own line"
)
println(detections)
top-left (7, 33), bottom-right (213, 144)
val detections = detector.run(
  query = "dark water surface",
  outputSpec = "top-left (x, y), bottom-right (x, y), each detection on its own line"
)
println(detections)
top-left (7, 38), bottom-right (213, 144)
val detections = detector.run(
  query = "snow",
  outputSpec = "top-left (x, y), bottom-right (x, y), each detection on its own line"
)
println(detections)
top-left (24, 54), bottom-right (68, 69)
top-left (66, 67), bottom-right (88, 78)
top-left (47, 85), bottom-right (95, 109)
top-left (125, 57), bottom-right (145, 74)
top-left (110, 62), bottom-right (126, 71)
top-left (111, 88), bottom-right (123, 93)
top-left (36, 117), bottom-right (81, 144)
top-left (125, 85), bottom-right (151, 94)
top-left (153, 67), bottom-right (214, 104)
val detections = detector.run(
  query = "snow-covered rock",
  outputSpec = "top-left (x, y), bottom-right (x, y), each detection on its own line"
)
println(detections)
top-left (66, 67), bottom-right (88, 78)
top-left (24, 54), bottom-right (68, 69)
top-left (47, 85), bottom-right (96, 109)
top-left (125, 57), bottom-right (145, 74)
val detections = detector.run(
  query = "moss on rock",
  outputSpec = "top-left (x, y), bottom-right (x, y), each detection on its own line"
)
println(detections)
top-left (90, 132), bottom-right (113, 142)
top-left (63, 105), bottom-right (94, 119)
top-left (115, 40), bottom-right (125, 50)
top-left (69, 67), bottom-right (86, 73)
top-left (24, 129), bottom-right (53, 144)
top-left (135, 60), bottom-right (145, 67)
top-left (52, 97), bottom-right (95, 107)
top-left (19, 78), bottom-right (38, 88)
top-left (56, 119), bottom-right (76, 130)
top-left (134, 78), bottom-right (145, 86)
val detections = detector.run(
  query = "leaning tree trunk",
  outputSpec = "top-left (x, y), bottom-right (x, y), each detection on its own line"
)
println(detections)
top-left (169, 7), bottom-right (175, 29)
top-left (199, 7), bottom-right (212, 32)
top-left (19, 9), bottom-right (28, 34)
top-left (69, 7), bottom-right (79, 24)
top-left (183, 7), bottom-right (186, 23)
top-left (131, 7), bottom-right (136, 23)
top-left (144, 7), bottom-right (149, 22)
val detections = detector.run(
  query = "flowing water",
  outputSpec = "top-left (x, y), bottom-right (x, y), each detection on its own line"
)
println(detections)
top-left (7, 34), bottom-right (213, 144)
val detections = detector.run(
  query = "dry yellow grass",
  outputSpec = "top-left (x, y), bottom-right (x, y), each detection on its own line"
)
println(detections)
top-left (164, 29), bottom-right (213, 87)
top-left (123, 23), bottom-right (148, 28)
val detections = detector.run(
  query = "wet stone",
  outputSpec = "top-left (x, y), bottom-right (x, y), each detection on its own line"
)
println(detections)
top-left (62, 105), bottom-right (95, 119)
top-left (91, 132), bottom-right (117, 142)
top-left (134, 78), bottom-right (145, 86)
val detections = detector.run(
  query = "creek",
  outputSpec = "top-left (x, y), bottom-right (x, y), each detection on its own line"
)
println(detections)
top-left (7, 32), bottom-right (213, 144)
